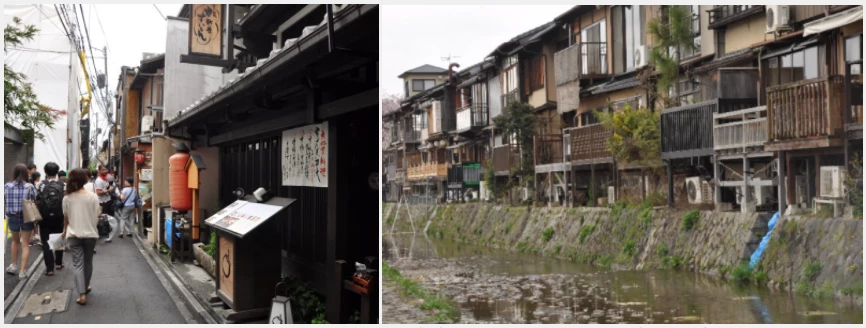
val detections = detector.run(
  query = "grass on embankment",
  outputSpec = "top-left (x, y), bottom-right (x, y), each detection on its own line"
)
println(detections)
top-left (382, 262), bottom-right (460, 323)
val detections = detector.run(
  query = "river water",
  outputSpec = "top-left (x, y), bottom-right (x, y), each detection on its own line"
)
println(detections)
top-left (383, 233), bottom-right (862, 324)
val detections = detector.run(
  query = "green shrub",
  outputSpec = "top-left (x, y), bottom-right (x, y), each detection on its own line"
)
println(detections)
top-left (516, 241), bottom-right (530, 253)
top-left (542, 227), bottom-right (555, 243)
top-left (681, 210), bottom-right (700, 230)
top-left (202, 230), bottom-right (218, 259)
top-left (795, 280), bottom-right (812, 294)
top-left (622, 239), bottom-right (637, 257)
top-left (655, 244), bottom-right (669, 258)
top-left (598, 256), bottom-right (613, 267)
top-left (554, 244), bottom-right (562, 255)
top-left (639, 207), bottom-right (653, 224)
top-left (610, 201), bottom-right (627, 218)
top-left (644, 192), bottom-right (666, 207)
top-left (731, 263), bottom-right (752, 284)
top-left (841, 284), bottom-right (863, 296)
top-left (804, 261), bottom-right (822, 281)
top-left (503, 223), bottom-right (512, 234)
top-left (752, 270), bottom-right (769, 286)
top-left (579, 225), bottom-right (595, 244)
top-left (719, 264), bottom-right (731, 276)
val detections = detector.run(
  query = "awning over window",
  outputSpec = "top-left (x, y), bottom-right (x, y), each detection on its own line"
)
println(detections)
top-left (804, 6), bottom-right (863, 37)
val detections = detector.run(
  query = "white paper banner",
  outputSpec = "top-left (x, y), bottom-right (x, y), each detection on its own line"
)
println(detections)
top-left (281, 122), bottom-right (328, 187)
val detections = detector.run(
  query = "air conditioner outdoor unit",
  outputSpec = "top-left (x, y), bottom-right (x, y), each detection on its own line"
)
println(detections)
top-left (795, 175), bottom-right (808, 206)
top-left (634, 45), bottom-right (649, 68)
top-left (141, 115), bottom-right (154, 132)
top-left (820, 166), bottom-right (845, 198)
top-left (766, 5), bottom-right (791, 34)
top-left (686, 177), bottom-right (704, 204)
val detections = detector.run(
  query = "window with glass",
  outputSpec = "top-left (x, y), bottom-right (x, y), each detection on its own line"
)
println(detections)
top-left (763, 44), bottom-right (825, 89)
top-left (846, 34), bottom-right (862, 74)
top-left (412, 79), bottom-right (435, 92)
top-left (581, 19), bottom-right (607, 75)
top-left (676, 77), bottom-right (701, 105)
top-left (501, 55), bottom-right (519, 94)
top-left (579, 107), bottom-right (605, 126)
top-left (523, 55), bottom-right (545, 94)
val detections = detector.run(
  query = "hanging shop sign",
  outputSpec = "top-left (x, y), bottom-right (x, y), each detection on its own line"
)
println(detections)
top-left (188, 4), bottom-right (224, 58)
top-left (281, 122), bottom-right (329, 188)
top-left (140, 169), bottom-right (153, 181)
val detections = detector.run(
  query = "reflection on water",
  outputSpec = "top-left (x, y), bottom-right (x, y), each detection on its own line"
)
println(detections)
top-left (383, 233), bottom-right (863, 324)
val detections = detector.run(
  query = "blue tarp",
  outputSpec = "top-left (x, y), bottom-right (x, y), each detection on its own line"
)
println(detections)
top-left (749, 212), bottom-right (780, 269)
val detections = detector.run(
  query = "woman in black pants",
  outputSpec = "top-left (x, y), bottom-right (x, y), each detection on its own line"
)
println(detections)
top-left (36, 162), bottom-right (66, 275)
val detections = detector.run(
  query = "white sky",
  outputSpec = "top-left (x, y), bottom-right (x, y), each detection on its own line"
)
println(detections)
top-left (381, 5), bottom-right (572, 98)
top-left (74, 4), bottom-right (182, 151)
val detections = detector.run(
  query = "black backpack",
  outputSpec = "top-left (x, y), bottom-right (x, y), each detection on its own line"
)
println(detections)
top-left (38, 180), bottom-right (65, 222)
top-left (97, 219), bottom-right (111, 237)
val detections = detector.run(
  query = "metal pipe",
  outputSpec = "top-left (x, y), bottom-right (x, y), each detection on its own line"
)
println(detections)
top-left (327, 4), bottom-right (335, 52)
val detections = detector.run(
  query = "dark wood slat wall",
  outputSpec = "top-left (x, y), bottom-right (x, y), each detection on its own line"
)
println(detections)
top-left (569, 124), bottom-right (612, 162)
top-left (219, 135), bottom-right (328, 290)
top-left (660, 100), bottom-right (717, 155)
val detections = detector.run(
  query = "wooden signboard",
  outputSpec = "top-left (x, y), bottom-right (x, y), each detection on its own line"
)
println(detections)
top-left (208, 196), bottom-right (295, 315)
top-left (219, 235), bottom-right (234, 301)
top-left (188, 4), bottom-right (224, 58)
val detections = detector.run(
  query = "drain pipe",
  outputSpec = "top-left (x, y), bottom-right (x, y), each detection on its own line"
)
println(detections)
top-left (749, 212), bottom-right (780, 269)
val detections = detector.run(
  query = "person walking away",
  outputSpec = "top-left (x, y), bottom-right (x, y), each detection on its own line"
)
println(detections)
top-left (36, 162), bottom-right (66, 275)
top-left (94, 165), bottom-right (115, 216)
top-left (118, 177), bottom-right (137, 238)
top-left (82, 170), bottom-right (98, 254)
top-left (58, 170), bottom-right (67, 183)
top-left (62, 168), bottom-right (100, 305)
top-left (4, 164), bottom-right (37, 280)
top-left (29, 171), bottom-right (43, 246)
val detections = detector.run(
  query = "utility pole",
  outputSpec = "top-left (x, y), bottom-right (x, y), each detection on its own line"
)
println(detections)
top-left (104, 45), bottom-right (113, 174)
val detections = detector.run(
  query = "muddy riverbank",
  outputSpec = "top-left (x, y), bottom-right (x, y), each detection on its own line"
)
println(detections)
top-left (382, 233), bottom-right (863, 324)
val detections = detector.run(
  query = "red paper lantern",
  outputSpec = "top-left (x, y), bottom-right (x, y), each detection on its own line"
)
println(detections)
top-left (135, 151), bottom-right (146, 165)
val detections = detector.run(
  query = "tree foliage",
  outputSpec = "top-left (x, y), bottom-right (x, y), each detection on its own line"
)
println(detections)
top-left (492, 101), bottom-right (537, 190)
top-left (4, 17), bottom-right (65, 142)
top-left (646, 5), bottom-right (696, 108)
top-left (596, 103), bottom-right (661, 168)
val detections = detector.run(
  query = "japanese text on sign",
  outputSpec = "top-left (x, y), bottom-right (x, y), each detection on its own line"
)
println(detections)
top-left (281, 122), bottom-right (328, 187)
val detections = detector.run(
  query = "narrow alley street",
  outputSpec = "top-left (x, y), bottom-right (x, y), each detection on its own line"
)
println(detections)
top-left (7, 235), bottom-right (193, 324)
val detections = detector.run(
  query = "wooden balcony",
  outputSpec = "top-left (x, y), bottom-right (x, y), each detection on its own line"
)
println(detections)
top-left (765, 76), bottom-right (845, 151)
top-left (554, 42), bottom-right (609, 84)
top-left (568, 124), bottom-right (612, 165)
top-left (713, 105), bottom-right (768, 153)
top-left (708, 5), bottom-right (764, 29)
top-left (661, 98), bottom-right (759, 159)
top-left (534, 134), bottom-right (564, 166)
top-left (407, 163), bottom-right (448, 181)
top-left (455, 104), bottom-right (489, 132)
top-left (493, 145), bottom-right (519, 175)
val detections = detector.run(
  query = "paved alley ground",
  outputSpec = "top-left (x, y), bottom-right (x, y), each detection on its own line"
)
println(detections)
top-left (4, 229), bottom-right (40, 300)
top-left (9, 234), bottom-right (191, 324)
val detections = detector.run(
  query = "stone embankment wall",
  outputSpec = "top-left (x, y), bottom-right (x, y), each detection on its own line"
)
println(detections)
top-left (383, 202), bottom-right (862, 300)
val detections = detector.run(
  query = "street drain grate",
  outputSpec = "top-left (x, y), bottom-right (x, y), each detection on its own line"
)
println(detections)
top-left (17, 290), bottom-right (70, 318)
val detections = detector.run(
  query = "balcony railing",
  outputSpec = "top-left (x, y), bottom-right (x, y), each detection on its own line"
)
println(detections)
top-left (708, 5), bottom-right (764, 29)
top-left (407, 163), bottom-right (448, 181)
top-left (493, 145), bottom-right (520, 173)
top-left (448, 163), bottom-right (483, 186)
top-left (568, 124), bottom-right (612, 163)
top-left (456, 104), bottom-right (489, 130)
top-left (713, 106), bottom-right (768, 152)
top-left (403, 123), bottom-right (421, 143)
top-left (767, 76), bottom-right (845, 142)
top-left (501, 90), bottom-right (519, 109)
top-left (534, 134), bottom-right (564, 166)
top-left (660, 99), bottom-right (718, 159)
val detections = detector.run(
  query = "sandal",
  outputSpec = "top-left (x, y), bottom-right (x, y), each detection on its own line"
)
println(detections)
top-left (45, 271), bottom-right (54, 276)
top-left (76, 297), bottom-right (86, 306)
top-left (86, 286), bottom-right (92, 294)
top-left (55, 265), bottom-right (64, 270)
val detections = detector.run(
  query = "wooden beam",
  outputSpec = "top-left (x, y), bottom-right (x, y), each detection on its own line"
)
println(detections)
top-left (317, 88), bottom-right (378, 119)
top-left (208, 111), bottom-right (306, 145)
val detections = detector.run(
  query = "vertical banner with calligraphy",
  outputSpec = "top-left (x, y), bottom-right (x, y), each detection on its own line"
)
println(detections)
top-left (188, 4), bottom-right (224, 57)
top-left (281, 122), bottom-right (328, 187)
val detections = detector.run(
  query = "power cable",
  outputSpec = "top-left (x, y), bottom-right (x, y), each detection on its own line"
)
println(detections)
top-left (153, 4), bottom-right (166, 21)
top-left (33, 4), bottom-right (64, 36)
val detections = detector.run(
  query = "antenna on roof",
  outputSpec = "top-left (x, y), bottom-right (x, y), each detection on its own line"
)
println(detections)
top-left (441, 53), bottom-right (461, 66)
